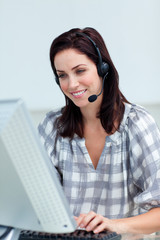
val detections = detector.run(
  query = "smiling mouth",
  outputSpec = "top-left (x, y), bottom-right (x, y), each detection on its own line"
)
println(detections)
top-left (71, 89), bottom-right (87, 96)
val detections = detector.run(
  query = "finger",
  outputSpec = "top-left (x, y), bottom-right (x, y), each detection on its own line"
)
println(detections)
top-left (75, 213), bottom-right (87, 227)
top-left (85, 214), bottom-right (103, 232)
top-left (81, 211), bottom-right (97, 228)
top-left (94, 222), bottom-right (108, 234)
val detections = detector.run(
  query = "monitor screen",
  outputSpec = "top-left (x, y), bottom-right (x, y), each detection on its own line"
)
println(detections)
top-left (0, 99), bottom-right (76, 234)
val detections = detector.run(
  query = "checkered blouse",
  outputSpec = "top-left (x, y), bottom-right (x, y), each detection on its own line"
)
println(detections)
top-left (38, 103), bottom-right (160, 219)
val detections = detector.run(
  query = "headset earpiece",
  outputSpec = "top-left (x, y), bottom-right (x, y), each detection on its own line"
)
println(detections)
top-left (97, 60), bottom-right (109, 77)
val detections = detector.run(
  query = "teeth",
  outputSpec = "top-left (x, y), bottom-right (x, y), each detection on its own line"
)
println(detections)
top-left (72, 90), bottom-right (85, 96)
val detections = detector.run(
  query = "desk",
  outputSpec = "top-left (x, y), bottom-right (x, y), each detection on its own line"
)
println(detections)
top-left (121, 233), bottom-right (160, 240)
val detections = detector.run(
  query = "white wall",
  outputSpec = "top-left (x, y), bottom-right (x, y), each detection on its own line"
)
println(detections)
top-left (0, 0), bottom-right (160, 110)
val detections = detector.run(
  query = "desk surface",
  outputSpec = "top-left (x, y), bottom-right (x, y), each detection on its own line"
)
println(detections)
top-left (121, 233), bottom-right (160, 240)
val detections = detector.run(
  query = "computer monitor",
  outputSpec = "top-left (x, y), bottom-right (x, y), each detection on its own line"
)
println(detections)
top-left (0, 99), bottom-right (77, 234)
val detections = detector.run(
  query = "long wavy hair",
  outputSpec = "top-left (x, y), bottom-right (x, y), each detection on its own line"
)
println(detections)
top-left (50, 27), bottom-right (129, 139)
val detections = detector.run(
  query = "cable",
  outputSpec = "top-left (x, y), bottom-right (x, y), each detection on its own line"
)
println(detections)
top-left (0, 226), bottom-right (13, 239)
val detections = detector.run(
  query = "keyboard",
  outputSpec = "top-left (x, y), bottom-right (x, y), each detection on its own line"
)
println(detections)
top-left (19, 229), bottom-right (121, 240)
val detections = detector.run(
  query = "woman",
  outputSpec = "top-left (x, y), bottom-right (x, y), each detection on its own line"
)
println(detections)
top-left (38, 27), bottom-right (160, 234)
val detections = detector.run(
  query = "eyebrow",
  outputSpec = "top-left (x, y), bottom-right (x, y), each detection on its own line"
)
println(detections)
top-left (56, 64), bottom-right (87, 72)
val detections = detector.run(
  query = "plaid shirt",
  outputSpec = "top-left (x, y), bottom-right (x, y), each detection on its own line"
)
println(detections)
top-left (38, 103), bottom-right (160, 219)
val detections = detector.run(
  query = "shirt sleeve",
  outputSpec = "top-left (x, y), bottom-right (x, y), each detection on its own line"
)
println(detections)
top-left (38, 110), bottom-right (63, 183)
top-left (128, 105), bottom-right (160, 211)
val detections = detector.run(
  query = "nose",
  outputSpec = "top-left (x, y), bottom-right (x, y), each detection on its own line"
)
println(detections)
top-left (68, 75), bottom-right (79, 89)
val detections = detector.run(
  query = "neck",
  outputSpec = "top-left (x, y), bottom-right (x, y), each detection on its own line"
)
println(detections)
top-left (80, 98), bottom-right (102, 125)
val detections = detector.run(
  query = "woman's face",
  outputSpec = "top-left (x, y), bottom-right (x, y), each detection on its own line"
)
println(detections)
top-left (54, 48), bottom-right (103, 109)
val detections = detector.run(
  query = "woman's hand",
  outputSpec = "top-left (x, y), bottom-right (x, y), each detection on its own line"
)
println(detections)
top-left (74, 211), bottom-right (116, 234)
top-left (75, 208), bottom-right (160, 234)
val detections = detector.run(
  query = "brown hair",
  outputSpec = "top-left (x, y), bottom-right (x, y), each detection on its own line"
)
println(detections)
top-left (50, 27), bottom-right (129, 139)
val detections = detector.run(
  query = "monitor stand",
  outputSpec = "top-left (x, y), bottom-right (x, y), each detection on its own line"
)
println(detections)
top-left (0, 226), bottom-right (21, 240)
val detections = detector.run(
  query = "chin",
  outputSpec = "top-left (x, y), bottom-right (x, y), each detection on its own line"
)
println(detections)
top-left (72, 99), bottom-right (89, 108)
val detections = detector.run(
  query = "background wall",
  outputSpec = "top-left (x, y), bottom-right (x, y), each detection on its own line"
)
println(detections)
top-left (0, 0), bottom-right (160, 125)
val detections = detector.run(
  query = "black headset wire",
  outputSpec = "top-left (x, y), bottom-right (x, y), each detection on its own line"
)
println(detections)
top-left (96, 72), bottom-right (108, 97)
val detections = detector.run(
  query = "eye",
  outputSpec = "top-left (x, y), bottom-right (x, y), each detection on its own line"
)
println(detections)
top-left (76, 69), bottom-right (85, 74)
top-left (58, 73), bottom-right (67, 79)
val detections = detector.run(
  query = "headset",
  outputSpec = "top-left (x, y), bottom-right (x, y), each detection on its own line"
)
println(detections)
top-left (55, 32), bottom-right (109, 85)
